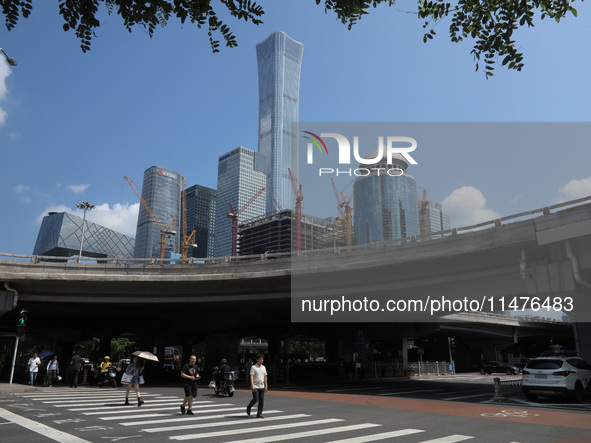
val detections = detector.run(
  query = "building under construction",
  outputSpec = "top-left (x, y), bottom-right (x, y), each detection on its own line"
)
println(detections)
top-left (238, 209), bottom-right (346, 256)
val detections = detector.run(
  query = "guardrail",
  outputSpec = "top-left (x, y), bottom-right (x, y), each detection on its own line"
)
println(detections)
top-left (1, 194), bottom-right (590, 265)
top-left (492, 376), bottom-right (523, 401)
top-left (359, 361), bottom-right (454, 378)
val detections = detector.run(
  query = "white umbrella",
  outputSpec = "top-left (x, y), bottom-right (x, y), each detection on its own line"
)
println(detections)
top-left (132, 351), bottom-right (159, 362)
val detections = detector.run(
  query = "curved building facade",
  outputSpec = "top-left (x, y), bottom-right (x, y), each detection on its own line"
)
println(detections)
top-left (133, 166), bottom-right (182, 258)
top-left (256, 31), bottom-right (304, 213)
top-left (353, 153), bottom-right (419, 244)
top-left (33, 212), bottom-right (135, 258)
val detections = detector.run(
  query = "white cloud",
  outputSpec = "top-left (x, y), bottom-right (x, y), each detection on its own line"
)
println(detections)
top-left (14, 184), bottom-right (29, 194)
top-left (37, 202), bottom-right (139, 237)
top-left (66, 183), bottom-right (90, 194)
top-left (442, 186), bottom-right (501, 227)
top-left (83, 203), bottom-right (139, 237)
top-left (556, 176), bottom-right (591, 203)
top-left (0, 60), bottom-right (12, 126)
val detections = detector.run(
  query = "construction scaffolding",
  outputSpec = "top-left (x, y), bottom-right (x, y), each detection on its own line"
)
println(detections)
top-left (238, 210), bottom-right (346, 256)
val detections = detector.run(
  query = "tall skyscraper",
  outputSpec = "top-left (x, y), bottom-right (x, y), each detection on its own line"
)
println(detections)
top-left (353, 151), bottom-right (420, 244)
top-left (184, 184), bottom-right (217, 259)
top-left (214, 147), bottom-right (267, 257)
top-left (133, 166), bottom-right (182, 258)
top-left (256, 31), bottom-right (304, 213)
top-left (419, 200), bottom-right (451, 237)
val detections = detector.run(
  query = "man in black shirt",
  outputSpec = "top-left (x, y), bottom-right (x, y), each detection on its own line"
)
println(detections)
top-left (180, 355), bottom-right (200, 415)
top-left (214, 358), bottom-right (231, 392)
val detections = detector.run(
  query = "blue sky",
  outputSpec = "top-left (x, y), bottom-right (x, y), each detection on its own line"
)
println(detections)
top-left (1, 1), bottom-right (590, 255)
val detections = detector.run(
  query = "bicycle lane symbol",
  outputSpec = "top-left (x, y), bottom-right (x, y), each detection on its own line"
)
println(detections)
top-left (481, 409), bottom-right (541, 418)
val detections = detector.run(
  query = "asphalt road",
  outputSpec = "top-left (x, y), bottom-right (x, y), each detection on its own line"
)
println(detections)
top-left (0, 376), bottom-right (589, 443)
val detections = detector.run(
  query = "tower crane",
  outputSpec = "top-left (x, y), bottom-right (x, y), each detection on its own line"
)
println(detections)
top-left (227, 187), bottom-right (266, 256)
top-left (418, 187), bottom-right (428, 235)
top-left (288, 168), bottom-right (304, 252)
top-left (124, 176), bottom-right (176, 259)
top-left (181, 177), bottom-right (197, 260)
top-left (330, 178), bottom-right (354, 246)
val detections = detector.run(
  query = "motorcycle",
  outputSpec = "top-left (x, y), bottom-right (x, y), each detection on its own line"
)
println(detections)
top-left (213, 370), bottom-right (237, 397)
top-left (98, 366), bottom-right (118, 388)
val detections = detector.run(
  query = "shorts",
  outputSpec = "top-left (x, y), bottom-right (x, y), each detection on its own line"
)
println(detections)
top-left (184, 384), bottom-right (197, 398)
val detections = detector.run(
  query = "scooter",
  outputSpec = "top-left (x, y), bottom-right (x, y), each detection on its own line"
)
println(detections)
top-left (98, 367), bottom-right (118, 388)
top-left (214, 370), bottom-right (237, 397)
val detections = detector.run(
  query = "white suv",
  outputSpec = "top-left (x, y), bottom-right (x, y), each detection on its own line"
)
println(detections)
top-left (522, 356), bottom-right (591, 402)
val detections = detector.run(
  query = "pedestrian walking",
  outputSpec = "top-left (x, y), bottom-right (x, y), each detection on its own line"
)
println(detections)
top-left (70, 353), bottom-right (82, 388)
top-left (180, 355), bottom-right (200, 415)
top-left (246, 354), bottom-right (268, 418)
top-left (123, 356), bottom-right (145, 406)
top-left (26, 353), bottom-right (41, 386)
top-left (46, 355), bottom-right (59, 387)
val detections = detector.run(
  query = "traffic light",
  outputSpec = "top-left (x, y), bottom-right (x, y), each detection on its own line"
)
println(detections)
top-left (17, 309), bottom-right (28, 337)
top-left (449, 337), bottom-right (456, 352)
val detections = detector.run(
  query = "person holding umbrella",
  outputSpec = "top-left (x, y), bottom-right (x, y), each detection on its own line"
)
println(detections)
top-left (124, 351), bottom-right (158, 406)
top-left (123, 356), bottom-right (145, 406)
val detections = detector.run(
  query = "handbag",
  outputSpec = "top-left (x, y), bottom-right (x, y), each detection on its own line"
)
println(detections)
top-left (209, 381), bottom-right (216, 388)
top-left (121, 372), bottom-right (133, 384)
top-left (139, 375), bottom-right (145, 385)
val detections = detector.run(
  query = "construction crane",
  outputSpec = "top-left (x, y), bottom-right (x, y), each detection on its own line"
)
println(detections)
top-left (124, 176), bottom-right (176, 259)
top-left (272, 198), bottom-right (284, 212)
top-left (227, 187), bottom-right (266, 256)
top-left (330, 178), bottom-right (354, 246)
top-left (181, 177), bottom-right (197, 260)
top-left (419, 187), bottom-right (428, 235)
top-left (288, 168), bottom-right (304, 252)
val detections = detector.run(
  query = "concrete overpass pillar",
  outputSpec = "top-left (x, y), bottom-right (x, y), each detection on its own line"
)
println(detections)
top-left (574, 323), bottom-right (591, 361)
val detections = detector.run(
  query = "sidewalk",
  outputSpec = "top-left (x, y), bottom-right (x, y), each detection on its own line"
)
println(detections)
top-left (0, 383), bottom-right (38, 395)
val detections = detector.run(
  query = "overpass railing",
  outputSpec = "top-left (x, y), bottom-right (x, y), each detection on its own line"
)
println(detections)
top-left (1, 194), bottom-right (590, 265)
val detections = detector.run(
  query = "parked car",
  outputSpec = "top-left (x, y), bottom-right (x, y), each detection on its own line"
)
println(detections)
top-left (522, 356), bottom-right (591, 402)
top-left (479, 361), bottom-right (521, 375)
top-left (508, 357), bottom-right (530, 370)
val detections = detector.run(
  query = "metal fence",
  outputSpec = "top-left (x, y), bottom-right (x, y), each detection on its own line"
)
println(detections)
top-left (359, 361), bottom-right (455, 378)
top-left (492, 377), bottom-right (523, 401)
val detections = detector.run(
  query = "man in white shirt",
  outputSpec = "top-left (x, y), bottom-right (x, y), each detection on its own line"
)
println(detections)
top-left (246, 354), bottom-right (268, 418)
top-left (26, 353), bottom-right (41, 386)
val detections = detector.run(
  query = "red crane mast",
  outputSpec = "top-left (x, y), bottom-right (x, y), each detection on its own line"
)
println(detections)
top-left (227, 187), bottom-right (265, 256)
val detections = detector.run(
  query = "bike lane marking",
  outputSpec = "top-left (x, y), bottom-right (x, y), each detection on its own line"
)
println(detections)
top-left (262, 390), bottom-right (591, 430)
top-left (0, 407), bottom-right (91, 443)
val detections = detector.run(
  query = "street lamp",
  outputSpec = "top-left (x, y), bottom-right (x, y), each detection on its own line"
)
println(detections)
top-left (76, 202), bottom-right (95, 258)
top-left (0, 48), bottom-right (17, 66)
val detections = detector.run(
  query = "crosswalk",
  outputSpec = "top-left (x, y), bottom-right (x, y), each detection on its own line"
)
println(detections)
top-left (16, 388), bottom-right (522, 442)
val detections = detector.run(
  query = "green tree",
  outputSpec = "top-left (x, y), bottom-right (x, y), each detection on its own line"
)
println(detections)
top-left (0, 0), bottom-right (580, 76)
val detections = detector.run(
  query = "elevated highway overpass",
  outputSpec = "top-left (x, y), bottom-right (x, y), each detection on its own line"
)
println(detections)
top-left (1, 197), bottom-right (590, 363)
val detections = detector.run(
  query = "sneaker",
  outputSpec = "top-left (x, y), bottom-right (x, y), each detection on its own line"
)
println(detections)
top-left (256, 414), bottom-right (264, 419)
top-left (186, 409), bottom-right (194, 415)
top-left (180, 405), bottom-right (186, 415)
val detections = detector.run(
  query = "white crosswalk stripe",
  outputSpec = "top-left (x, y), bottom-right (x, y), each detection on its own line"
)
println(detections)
top-left (14, 389), bottom-right (522, 442)
top-left (142, 413), bottom-right (310, 432)
top-left (169, 418), bottom-right (346, 440)
top-left (221, 423), bottom-right (382, 442)
top-left (324, 429), bottom-right (426, 442)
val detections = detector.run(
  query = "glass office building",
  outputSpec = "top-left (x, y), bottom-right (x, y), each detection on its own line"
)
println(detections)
top-left (353, 152), bottom-right (419, 244)
top-left (419, 200), bottom-right (451, 237)
top-left (214, 147), bottom-right (267, 257)
top-left (256, 31), bottom-right (304, 213)
top-left (184, 184), bottom-right (217, 259)
top-left (133, 166), bottom-right (182, 258)
top-left (33, 212), bottom-right (135, 258)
